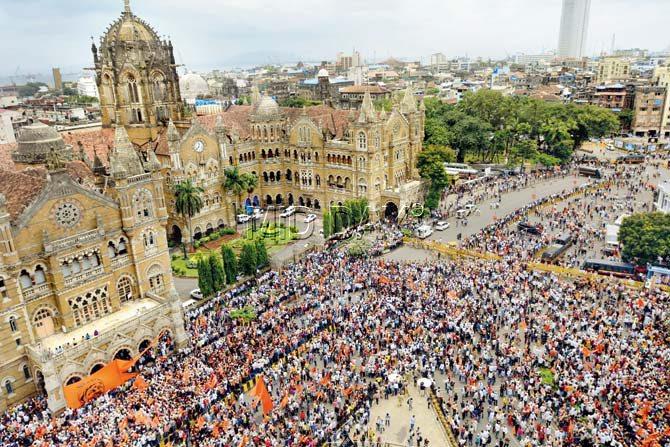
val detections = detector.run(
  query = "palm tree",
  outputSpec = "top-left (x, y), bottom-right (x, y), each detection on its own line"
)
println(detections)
top-left (174, 180), bottom-right (204, 254)
top-left (224, 168), bottom-right (258, 221)
top-left (223, 167), bottom-right (246, 220)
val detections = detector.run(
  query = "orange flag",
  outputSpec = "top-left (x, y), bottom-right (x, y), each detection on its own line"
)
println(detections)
top-left (519, 320), bottom-right (527, 331)
top-left (320, 373), bottom-right (331, 386)
top-left (280, 393), bottom-right (289, 409)
top-left (132, 375), bottom-right (148, 391)
top-left (239, 435), bottom-right (249, 447)
top-left (196, 415), bottom-right (206, 430)
top-left (249, 375), bottom-right (274, 415)
top-left (64, 360), bottom-right (138, 409)
top-left (205, 374), bottom-right (218, 390)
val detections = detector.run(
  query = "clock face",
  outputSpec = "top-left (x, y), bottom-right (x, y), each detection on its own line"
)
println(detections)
top-left (193, 140), bottom-right (205, 153)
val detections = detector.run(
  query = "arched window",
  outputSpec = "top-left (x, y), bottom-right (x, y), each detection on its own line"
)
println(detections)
top-left (4, 380), bottom-right (13, 395)
top-left (358, 132), bottom-right (367, 150)
top-left (286, 169), bottom-right (292, 181)
top-left (0, 277), bottom-right (7, 301)
top-left (126, 74), bottom-right (140, 103)
top-left (23, 365), bottom-right (31, 380)
top-left (117, 277), bottom-right (134, 303)
top-left (19, 270), bottom-right (32, 289)
top-left (118, 238), bottom-right (128, 255)
top-left (107, 241), bottom-right (117, 259)
top-left (133, 190), bottom-right (154, 221)
top-left (148, 265), bottom-right (165, 294)
top-left (315, 175), bottom-right (321, 186)
top-left (9, 316), bottom-right (18, 333)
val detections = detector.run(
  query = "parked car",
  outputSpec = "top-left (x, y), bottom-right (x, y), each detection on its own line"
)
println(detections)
top-left (304, 214), bottom-right (317, 223)
top-left (190, 289), bottom-right (204, 300)
top-left (435, 221), bottom-right (450, 231)
top-left (252, 209), bottom-right (265, 220)
top-left (280, 205), bottom-right (296, 218)
top-left (237, 214), bottom-right (251, 223)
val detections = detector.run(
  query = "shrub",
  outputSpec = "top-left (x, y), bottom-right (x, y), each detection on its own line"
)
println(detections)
top-left (194, 240), bottom-right (202, 249)
top-left (222, 227), bottom-right (236, 235)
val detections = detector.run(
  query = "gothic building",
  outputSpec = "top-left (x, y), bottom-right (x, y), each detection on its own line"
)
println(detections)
top-left (92, 0), bottom-right (184, 146)
top-left (160, 87), bottom-right (425, 244)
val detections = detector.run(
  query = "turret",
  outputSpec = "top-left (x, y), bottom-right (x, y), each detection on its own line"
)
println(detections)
top-left (358, 91), bottom-right (377, 124)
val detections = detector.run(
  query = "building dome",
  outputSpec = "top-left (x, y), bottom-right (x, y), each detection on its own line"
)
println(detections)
top-left (12, 122), bottom-right (73, 165)
top-left (254, 95), bottom-right (280, 119)
top-left (317, 68), bottom-right (330, 78)
top-left (179, 72), bottom-right (210, 104)
top-left (102, 7), bottom-right (160, 46)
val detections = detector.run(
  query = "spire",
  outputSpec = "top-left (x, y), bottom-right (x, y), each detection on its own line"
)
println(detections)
top-left (214, 115), bottom-right (226, 133)
top-left (124, 0), bottom-right (131, 15)
top-left (250, 86), bottom-right (261, 106)
top-left (358, 91), bottom-right (376, 124)
top-left (167, 119), bottom-right (180, 141)
top-left (379, 108), bottom-right (387, 121)
top-left (400, 86), bottom-right (417, 114)
top-left (419, 97), bottom-right (426, 112)
top-left (110, 125), bottom-right (144, 179)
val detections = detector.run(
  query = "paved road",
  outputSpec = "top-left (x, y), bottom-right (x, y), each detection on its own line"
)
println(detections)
top-left (426, 175), bottom-right (582, 244)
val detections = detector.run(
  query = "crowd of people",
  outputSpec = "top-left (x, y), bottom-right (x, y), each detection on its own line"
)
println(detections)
top-left (463, 164), bottom-right (659, 269)
top-left (0, 239), bottom-right (667, 447)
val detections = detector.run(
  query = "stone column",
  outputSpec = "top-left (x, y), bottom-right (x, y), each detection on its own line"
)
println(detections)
top-left (167, 285), bottom-right (189, 350)
top-left (42, 355), bottom-right (66, 413)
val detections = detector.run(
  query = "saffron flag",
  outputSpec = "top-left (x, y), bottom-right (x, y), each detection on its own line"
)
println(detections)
top-left (249, 375), bottom-right (274, 415)
top-left (63, 359), bottom-right (137, 409)
top-left (133, 375), bottom-right (149, 391)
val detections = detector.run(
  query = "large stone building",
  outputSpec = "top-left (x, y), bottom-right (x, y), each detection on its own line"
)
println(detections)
top-left (160, 87), bottom-right (425, 244)
top-left (0, 0), bottom-right (192, 413)
top-left (92, 0), bottom-right (184, 145)
top-left (0, 125), bottom-right (187, 413)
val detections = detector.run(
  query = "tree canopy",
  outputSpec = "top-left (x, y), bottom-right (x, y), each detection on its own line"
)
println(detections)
top-left (619, 213), bottom-right (670, 265)
top-left (424, 91), bottom-right (619, 165)
top-left (417, 145), bottom-right (456, 209)
top-left (279, 97), bottom-right (321, 108)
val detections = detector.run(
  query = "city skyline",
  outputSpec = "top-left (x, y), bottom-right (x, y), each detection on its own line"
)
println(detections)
top-left (557, 0), bottom-right (591, 58)
top-left (0, 0), bottom-right (669, 78)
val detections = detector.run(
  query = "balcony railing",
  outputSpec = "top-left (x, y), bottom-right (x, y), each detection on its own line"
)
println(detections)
top-left (110, 255), bottom-right (132, 270)
top-left (45, 229), bottom-right (102, 254)
top-left (63, 265), bottom-right (105, 288)
top-left (23, 283), bottom-right (51, 302)
top-left (127, 173), bottom-right (152, 184)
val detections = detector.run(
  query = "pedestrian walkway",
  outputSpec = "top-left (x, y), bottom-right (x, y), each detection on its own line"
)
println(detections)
top-left (354, 384), bottom-right (450, 447)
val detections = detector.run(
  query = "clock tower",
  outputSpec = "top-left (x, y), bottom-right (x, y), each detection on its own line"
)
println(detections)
top-left (92, 0), bottom-right (184, 146)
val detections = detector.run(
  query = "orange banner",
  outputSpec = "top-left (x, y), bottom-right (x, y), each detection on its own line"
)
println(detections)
top-left (63, 359), bottom-right (137, 409)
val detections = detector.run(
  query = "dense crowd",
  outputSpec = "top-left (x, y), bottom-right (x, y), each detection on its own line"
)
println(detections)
top-left (463, 164), bottom-right (658, 268)
top-left (0, 238), bottom-right (667, 447)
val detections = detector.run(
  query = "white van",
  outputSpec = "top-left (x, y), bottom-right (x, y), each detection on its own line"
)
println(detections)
top-left (415, 225), bottom-right (433, 239)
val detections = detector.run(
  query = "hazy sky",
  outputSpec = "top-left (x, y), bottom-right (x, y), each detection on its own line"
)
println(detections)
top-left (1, 0), bottom-right (669, 77)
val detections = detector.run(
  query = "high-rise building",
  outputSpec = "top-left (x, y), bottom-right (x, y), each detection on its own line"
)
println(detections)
top-left (557, 0), bottom-right (591, 59)
top-left (52, 68), bottom-right (63, 91)
top-left (596, 57), bottom-right (631, 84)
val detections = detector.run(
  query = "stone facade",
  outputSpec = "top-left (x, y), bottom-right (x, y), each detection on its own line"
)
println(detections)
top-left (161, 87), bottom-right (425, 242)
top-left (0, 125), bottom-right (187, 413)
top-left (92, 0), bottom-right (184, 144)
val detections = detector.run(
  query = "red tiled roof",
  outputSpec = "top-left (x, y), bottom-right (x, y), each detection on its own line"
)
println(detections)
top-left (0, 143), bottom-right (17, 169)
top-left (0, 168), bottom-right (46, 222)
top-left (61, 127), bottom-right (115, 167)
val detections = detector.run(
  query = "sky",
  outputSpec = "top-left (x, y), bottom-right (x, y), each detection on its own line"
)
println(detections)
top-left (1, 0), bottom-right (669, 80)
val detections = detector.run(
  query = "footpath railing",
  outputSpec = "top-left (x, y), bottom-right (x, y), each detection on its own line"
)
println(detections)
top-left (429, 389), bottom-right (459, 447)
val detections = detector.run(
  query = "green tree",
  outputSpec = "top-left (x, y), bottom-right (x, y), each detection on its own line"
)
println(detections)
top-left (18, 82), bottom-right (47, 98)
top-left (332, 207), bottom-right (344, 234)
top-left (197, 258), bottom-right (213, 297)
top-left (279, 97), bottom-right (321, 107)
top-left (255, 240), bottom-right (269, 268)
top-left (619, 213), bottom-right (670, 265)
top-left (417, 146), bottom-right (455, 210)
top-left (223, 168), bottom-right (258, 218)
top-left (373, 98), bottom-right (393, 112)
top-left (238, 242), bottom-right (258, 276)
top-left (617, 109), bottom-right (634, 131)
top-left (221, 244), bottom-right (238, 284)
top-left (174, 180), bottom-right (204, 253)
top-left (450, 116), bottom-right (492, 162)
top-left (323, 211), bottom-right (333, 238)
top-left (208, 255), bottom-right (225, 292)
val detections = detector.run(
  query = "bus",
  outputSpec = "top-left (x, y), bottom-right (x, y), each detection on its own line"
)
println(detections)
top-left (578, 166), bottom-right (602, 179)
top-left (583, 259), bottom-right (636, 278)
top-left (541, 234), bottom-right (574, 262)
top-left (617, 154), bottom-right (645, 165)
